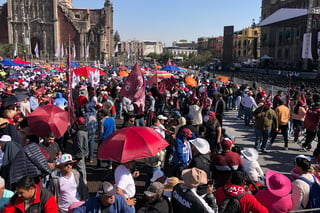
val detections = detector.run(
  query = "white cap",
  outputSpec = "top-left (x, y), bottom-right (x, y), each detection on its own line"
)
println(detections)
top-left (0, 135), bottom-right (11, 142)
top-left (157, 115), bottom-right (168, 120)
top-left (151, 169), bottom-right (164, 182)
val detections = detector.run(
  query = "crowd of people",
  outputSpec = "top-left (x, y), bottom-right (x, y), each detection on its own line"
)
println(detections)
top-left (0, 64), bottom-right (320, 213)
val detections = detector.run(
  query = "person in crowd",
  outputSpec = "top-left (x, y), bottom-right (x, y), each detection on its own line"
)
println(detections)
top-left (290, 154), bottom-right (315, 211)
top-left (273, 90), bottom-right (283, 109)
top-left (171, 128), bottom-right (195, 176)
top-left (189, 97), bottom-right (203, 127)
top-left (171, 167), bottom-right (214, 212)
top-left (253, 100), bottom-right (278, 153)
top-left (162, 177), bottom-right (180, 201)
top-left (144, 149), bottom-right (166, 189)
top-left (53, 92), bottom-right (68, 110)
top-left (3, 176), bottom-right (58, 212)
top-left (215, 93), bottom-right (226, 127)
top-left (177, 114), bottom-right (199, 137)
top-left (211, 137), bottom-right (243, 187)
top-left (0, 176), bottom-right (14, 211)
top-left (39, 131), bottom-right (62, 172)
top-left (255, 169), bottom-right (292, 213)
top-left (205, 112), bottom-right (222, 153)
top-left (19, 97), bottom-right (31, 117)
top-left (269, 99), bottom-right (290, 150)
top-left (292, 100), bottom-right (307, 142)
top-left (48, 153), bottom-right (88, 213)
top-left (214, 171), bottom-right (268, 213)
top-left (122, 113), bottom-right (135, 128)
top-left (174, 116), bottom-right (186, 138)
top-left (71, 117), bottom-right (89, 184)
top-left (122, 96), bottom-right (134, 119)
top-left (240, 148), bottom-right (264, 184)
top-left (0, 106), bottom-right (20, 143)
top-left (0, 135), bottom-right (21, 189)
top-left (97, 107), bottom-right (116, 169)
top-left (188, 138), bottom-right (211, 196)
top-left (72, 181), bottom-right (133, 213)
top-left (137, 182), bottom-right (171, 213)
top-left (29, 90), bottom-right (39, 112)
top-left (84, 105), bottom-right (98, 163)
top-left (241, 90), bottom-right (257, 127)
top-left (114, 160), bottom-right (139, 207)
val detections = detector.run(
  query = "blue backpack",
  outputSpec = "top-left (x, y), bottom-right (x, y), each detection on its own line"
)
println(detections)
top-left (298, 175), bottom-right (320, 210)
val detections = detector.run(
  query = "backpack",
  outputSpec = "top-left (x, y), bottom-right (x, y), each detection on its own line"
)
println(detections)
top-left (298, 175), bottom-right (320, 210)
top-left (304, 108), bottom-right (320, 132)
top-left (218, 187), bottom-right (246, 213)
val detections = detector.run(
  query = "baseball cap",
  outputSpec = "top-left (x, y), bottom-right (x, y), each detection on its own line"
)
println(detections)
top-left (296, 154), bottom-right (311, 162)
top-left (221, 137), bottom-right (234, 150)
top-left (77, 117), bottom-right (85, 125)
top-left (144, 182), bottom-right (164, 197)
top-left (182, 128), bottom-right (192, 138)
top-left (59, 154), bottom-right (76, 164)
top-left (208, 112), bottom-right (216, 118)
top-left (0, 135), bottom-right (11, 142)
top-left (97, 181), bottom-right (117, 196)
top-left (157, 115), bottom-right (168, 120)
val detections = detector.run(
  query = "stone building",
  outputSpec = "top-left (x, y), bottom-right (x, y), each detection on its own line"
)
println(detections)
top-left (0, 0), bottom-right (114, 63)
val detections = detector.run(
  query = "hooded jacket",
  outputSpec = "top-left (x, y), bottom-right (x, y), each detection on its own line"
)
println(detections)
top-left (215, 184), bottom-right (268, 213)
top-left (53, 92), bottom-right (68, 110)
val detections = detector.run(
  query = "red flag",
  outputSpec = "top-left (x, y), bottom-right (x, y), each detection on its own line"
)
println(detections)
top-left (146, 74), bottom-right (157, 88)
top-left (167, 57), bottom-right (172, 65)
top-left (120, 62), bottom-right (145, 110)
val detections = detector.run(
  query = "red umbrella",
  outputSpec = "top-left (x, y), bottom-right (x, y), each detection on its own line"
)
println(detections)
top-left (73, 66), bottom-right (106, 77)
top-left (27, 105), bottom-right (69, 138)
top-left (97, 127), bottom-right (169, 163)
top-left (0, 82), bottom-right (6, 89)
top-left (13, 57), bottom-right (31, 65)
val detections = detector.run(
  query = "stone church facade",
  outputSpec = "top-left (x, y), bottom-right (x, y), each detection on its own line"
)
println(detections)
top-left (0, 0), bottom-right (114, 63)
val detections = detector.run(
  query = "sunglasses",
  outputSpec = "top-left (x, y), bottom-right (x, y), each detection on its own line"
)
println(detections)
top-left (63, 163), bottom-right (73, 167)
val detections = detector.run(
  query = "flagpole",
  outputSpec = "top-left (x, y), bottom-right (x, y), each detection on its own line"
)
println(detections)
top-left (68, 35), bottom-right (74, 125)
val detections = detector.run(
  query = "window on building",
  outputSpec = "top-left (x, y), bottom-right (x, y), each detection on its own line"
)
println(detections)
top-left (279, 32), bottom-right (283, 41)
top-left (243, 50), bottom-right (246, 56)
top-left (75, 14), bottom-right (80, 19)
top-left (261, 34), bottom-right (267, 41)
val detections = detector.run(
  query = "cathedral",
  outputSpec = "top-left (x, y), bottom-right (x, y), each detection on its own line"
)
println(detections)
top-left (0, 0), bottom-right (114, 63)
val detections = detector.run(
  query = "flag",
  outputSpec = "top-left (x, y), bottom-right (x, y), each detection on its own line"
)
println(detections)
top-left (302, 33), bottom-right (313, 59)
top-left (127, 47), bottom-right (131, 59)
top-left (85, 44), bottom-right (89, 59)
top-left (72, 73), bottom-right (80, 88)
top-left (72, 42), bottom-right (76, 59)
top-left (167, 57), bottom-right (172, 65)
top-left (112, 44), bottom-right (118, 57)
top-left (13, 43), bottom-right (17, 57)
top-left (34, 42), bottom-right (39, 58)
top-left (61, 43), bottom-right (64, 58)
top-left (120, 62), bottom-right (145, 110)
top-left (55, 44), bottom-right (60, 58)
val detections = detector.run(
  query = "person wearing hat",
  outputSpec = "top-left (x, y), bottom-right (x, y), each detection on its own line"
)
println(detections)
top-left (163, 177), bottom-right (180, 201)
top-left (290, 154), bottom-right (316, 211)
top-left (48, 154), bottom-right (88, 213)
top-left (171, 168), bottom-right (214, 213)
top-left (188, 138), bottom-right (211, 196)
top-left (205, 111), bottom-right (222, 153)
top-left (53, 92), bottom-right (68, 110)
top-left (0, 106), bottom-right (20, 143)
top-left (72, 181), bottom-right (133, 213)
top-left (137, 182), bottom-right (171, 213)
top-left (255, 170), bottom-right (292, 213)
top-left (253, 100), bottom-right (278, 153)
top-left (146, 91), bottom-right (155, 113)
top-left (71, 117), bottom-right (89, 184)
top-left (171, 128), bottom-right (195, 176)
top-left (177, 114), bottom-right (199, 137)
top-left (241, 148), bottom-right (264, 184)
top-left (0, 176), bottom-right (14, 211)
top-left (211, 138), bottom-right (243, 187)
top-left (214, 171), bottom-right (268, 213)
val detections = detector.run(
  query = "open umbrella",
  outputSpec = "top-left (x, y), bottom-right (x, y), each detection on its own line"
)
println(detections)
top-left (73, 66), bottom-right (106, 77)
top-left (215, 76), bottom-right (228, 83)
top-left (161, 65), bottom-right (180, 72)
top-left (185, 76), bottom-right (197, 87)
top-left (28, 105), bottom-right (69, 138)
top-left (97, 127), bottom-right (169, 163)
top-left (118, 71), bottom-right (129, 77)
top-left (2, 94), bottom-right (29, 107)
top-left (147, 70), bottom-right (174, 79)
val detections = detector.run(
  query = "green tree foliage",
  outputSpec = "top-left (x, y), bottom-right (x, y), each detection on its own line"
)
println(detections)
top-left (0, 43), bottom-right (29, 59)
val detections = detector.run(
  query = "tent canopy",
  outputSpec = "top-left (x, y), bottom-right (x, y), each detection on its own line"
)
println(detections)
top-left (259, 8), bottom-right (307, 27)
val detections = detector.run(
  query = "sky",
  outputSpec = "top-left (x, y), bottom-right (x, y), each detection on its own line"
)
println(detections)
top-left (0, 0), bottom-right (261, 46)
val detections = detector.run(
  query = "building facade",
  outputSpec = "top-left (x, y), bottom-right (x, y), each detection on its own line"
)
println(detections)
top-left (0, 0), bottom-right (114, 63)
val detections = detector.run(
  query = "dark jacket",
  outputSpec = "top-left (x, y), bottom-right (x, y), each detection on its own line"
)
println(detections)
top-left (137, 196), bottom-right (171, 213)
top-left (0, 124), bottom-right (19, 144)
top-left (72, 124), bottom-right (89, 159)
top-left (3, 184), bottom-right (58, 213)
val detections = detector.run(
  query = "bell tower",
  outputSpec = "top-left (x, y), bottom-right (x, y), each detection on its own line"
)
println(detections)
top-left (59, 0), bottom-right (73, 8)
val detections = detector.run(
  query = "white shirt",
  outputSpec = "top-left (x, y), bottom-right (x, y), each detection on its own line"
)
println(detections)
top-left (242, 158), bottom-right (264, 182)
top-left (189, 104), bottom-right (203, 125)
top-left (241, 96), bottom-right (257, 109)
top-left (151, 124), bottom-right (166, 138)
top-left (58, 172), bottom-right (80, 211)
top-left (115, 164), bottom-right (136, 198)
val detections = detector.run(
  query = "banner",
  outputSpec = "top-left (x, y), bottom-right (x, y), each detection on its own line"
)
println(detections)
top-left (34, 43), bottom-right (39, 58)
top-left (302, 33), bottom-right (313, 59)
top-left (55, 44), bottom-right (60, 58)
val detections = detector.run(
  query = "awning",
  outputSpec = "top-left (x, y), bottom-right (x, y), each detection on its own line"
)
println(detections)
top-left (259, 8), bottom-right (307, 27)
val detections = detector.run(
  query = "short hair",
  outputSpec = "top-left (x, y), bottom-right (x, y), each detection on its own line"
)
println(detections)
top-left (152, 117), bottom-right (159, 125)
top-left (230, 171), bottom-right (245, 186)
top-left (296, 157), bottom-right (311, 172)
top-left (16, 176), bottom-right (36, 190)
top-left (46, 131), bottom-right (56, 138)
top-left (278, 99), bottom-right (284, 105)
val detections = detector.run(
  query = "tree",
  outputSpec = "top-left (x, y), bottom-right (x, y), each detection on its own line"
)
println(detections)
top-left (0, 43), bottom-right (28, 59)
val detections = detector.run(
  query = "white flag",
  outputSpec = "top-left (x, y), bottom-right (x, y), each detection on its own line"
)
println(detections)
top-left (61, 43), bottom-right (64, 58)
top-left (302, 33), bottom-right (313, 59)
top-left (72, 72), bottom-right (80, 88)
top-left (112, 44), bottom-right (118, 57)
top-left (127, 48), bottom-right (131, 59)
top-left (94, 69), bottom-right (100, 86)
top-left (55, 44), bottom-right (60, 58)
top-left (85, 44), bottom-right (89, 59)
top-left (13, 43), bottom-right (17, 57)
top-left (89, 71), bottom-right (94, 86)
top-left (34, 42), bottom-right (39, 58)
top-left (72, 42), bottom-right (76, 59)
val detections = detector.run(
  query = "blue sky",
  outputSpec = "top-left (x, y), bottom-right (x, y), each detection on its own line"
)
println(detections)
top-left (0, 0), bottom-right (261, 46)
